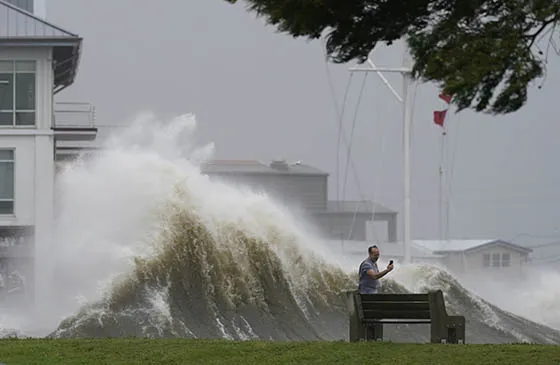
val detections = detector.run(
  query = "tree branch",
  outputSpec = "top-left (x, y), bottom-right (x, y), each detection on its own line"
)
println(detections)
top-left (527, 17), bottom-right (558, 48)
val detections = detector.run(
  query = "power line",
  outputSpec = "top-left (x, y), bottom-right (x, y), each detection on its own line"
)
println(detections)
top-left (322, 43), bottom-right (391, 244)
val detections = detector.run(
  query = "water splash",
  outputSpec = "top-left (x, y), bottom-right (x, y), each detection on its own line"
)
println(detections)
top-left (0, 112), bottom-right (558, 344)
top-left (452, 266), bottom-right (560, 332)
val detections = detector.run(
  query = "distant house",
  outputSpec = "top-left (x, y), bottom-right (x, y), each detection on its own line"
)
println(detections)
top-left (200, 159), bottom-right (398, 242)
top-left (413, 239), bottom-right (533, 278)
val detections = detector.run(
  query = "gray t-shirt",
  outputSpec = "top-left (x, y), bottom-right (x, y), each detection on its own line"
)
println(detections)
top-left (358, 258), bottom-right (381, 294)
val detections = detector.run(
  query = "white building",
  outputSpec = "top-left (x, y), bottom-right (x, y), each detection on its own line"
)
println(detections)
top-left (0, 0), bottom-right (96, 303)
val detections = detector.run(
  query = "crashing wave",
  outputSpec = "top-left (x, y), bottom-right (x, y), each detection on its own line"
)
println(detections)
top-left (0, 113), bottom-right (557, 344)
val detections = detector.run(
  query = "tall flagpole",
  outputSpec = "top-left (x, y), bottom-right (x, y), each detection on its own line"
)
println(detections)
top-left (349, 51), bottom-right (413, 264)
top-left (402, 48), bottom-right (413, 265)
top-left (402, 72), bottom-right (412, 264)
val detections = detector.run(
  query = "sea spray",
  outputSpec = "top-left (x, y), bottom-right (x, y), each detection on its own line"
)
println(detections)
top-left (1, 112), bottom-right (559, 344)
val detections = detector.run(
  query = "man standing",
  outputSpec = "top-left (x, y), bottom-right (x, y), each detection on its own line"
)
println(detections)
top-left (358, 245), bottom-right (394, 294)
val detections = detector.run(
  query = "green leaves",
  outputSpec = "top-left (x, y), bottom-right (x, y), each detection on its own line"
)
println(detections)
top-left (406, 1), bottom-right (558, 114)
top-left (225, 0), bottom-right (560, 115)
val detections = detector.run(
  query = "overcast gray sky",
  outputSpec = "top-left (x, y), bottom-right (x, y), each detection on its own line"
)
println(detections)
top-left (48, 0), bottom-right (560, 250)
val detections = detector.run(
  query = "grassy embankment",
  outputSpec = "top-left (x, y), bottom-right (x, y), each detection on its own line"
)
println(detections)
top-left (0, 339), bottom-right (559, 365)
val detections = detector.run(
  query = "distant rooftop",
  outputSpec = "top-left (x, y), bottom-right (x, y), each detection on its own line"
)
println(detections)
top-left (0, 0), bottom-right (82, 91)
top-left (325, 200), bottom-right (396, 215)
top-left (413, 239), bottom-right (532, 254)
top-left (200, 159), bottom-right (328, 176)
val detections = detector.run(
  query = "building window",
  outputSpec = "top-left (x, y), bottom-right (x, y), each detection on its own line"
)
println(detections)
top-left (491, 253), bottom-right (501, 267)
top-left (0, 149), bottom-right (14, 214)
top-left (483, 253), bottom-right (490, 267)
top-left (483, 252), bottom-right (513, 268)
top-left (502, 253), bottom-right (511, 267)
top-left (0, 60), bottom-right (36, 127)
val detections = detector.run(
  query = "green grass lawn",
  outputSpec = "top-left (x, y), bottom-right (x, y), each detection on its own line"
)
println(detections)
top-left (0, 339), bottom-right (559, 365)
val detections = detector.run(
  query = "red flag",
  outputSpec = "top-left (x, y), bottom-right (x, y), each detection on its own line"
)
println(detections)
top-left (433, 109), bottom-right (447, 127)
top-left (439, 92), bottom-right (452, 104)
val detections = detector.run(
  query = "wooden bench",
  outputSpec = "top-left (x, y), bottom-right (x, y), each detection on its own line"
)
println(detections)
top-left (345, 289), bottom-right (466, 343)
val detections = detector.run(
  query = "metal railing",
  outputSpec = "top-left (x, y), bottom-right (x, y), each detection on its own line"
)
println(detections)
top-left (53, 101), bottom-right (96, 129)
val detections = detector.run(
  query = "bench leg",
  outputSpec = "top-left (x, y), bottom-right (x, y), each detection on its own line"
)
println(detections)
top-left (432, 316), bottom-right (466, 344)
top-left (364, 322), bottom-right (383, 341)
top-left (445, 316), bottom-right (465, 344)
top-left (372, 322), bottom-right (383, 341)
top-left (430, 321), bottom-right (441, 344)
top-left (349, 315), bottom-right (366, 342)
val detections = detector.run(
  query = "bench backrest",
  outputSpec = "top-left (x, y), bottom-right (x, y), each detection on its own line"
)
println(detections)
top-left (357, 293), bottom-right (431, 320)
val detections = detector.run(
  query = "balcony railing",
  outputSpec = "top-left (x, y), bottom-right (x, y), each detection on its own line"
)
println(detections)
top-left (53, 101), bottom-right (96, 129)
top-left (53, 101), bottom-right (97, 142)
